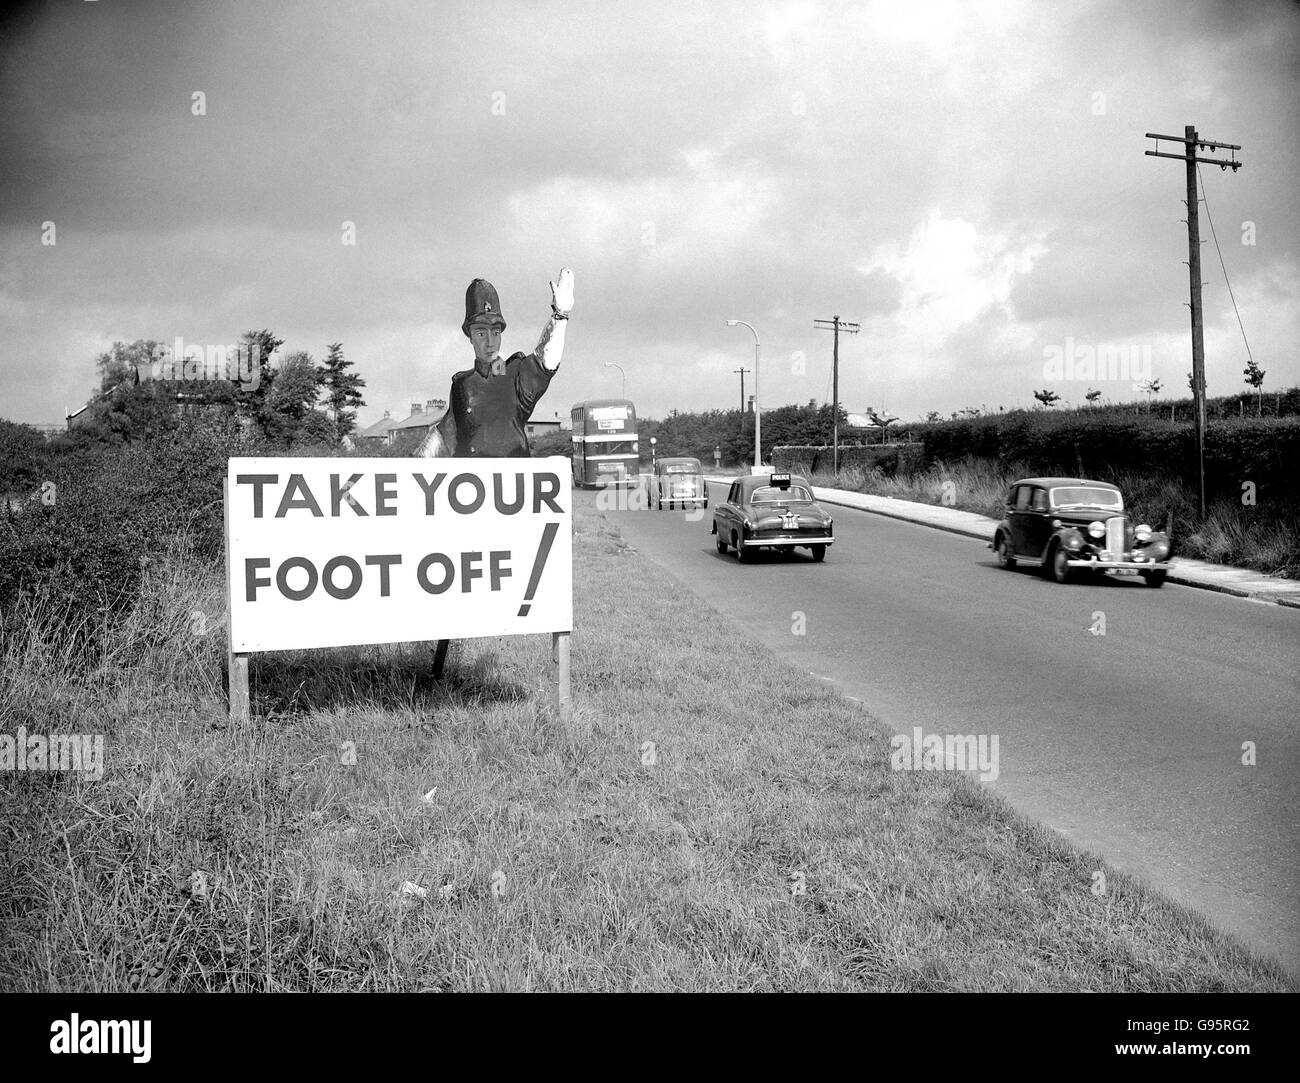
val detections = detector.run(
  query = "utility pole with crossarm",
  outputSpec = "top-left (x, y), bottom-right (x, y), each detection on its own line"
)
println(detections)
top-left (1145, 126), bottom-right (1242, 519)
top-left (814, 315), bottom-right (860, 476)
top-left (733, 366), bottom-right (750, 416)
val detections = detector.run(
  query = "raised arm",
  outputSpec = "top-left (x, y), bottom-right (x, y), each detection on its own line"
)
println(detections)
top-left (537, 267), bottom-right (574, 372)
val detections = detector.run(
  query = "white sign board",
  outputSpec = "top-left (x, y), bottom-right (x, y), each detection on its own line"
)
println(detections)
top-left (225, 458), bottom-right (572, 653)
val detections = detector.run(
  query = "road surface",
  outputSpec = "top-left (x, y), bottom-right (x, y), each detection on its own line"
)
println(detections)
top-left (595, 481), bottom-right (1300, 976)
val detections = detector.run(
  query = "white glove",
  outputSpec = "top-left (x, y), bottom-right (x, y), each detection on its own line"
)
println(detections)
top-left (549, 267), bottom-right (575, 315)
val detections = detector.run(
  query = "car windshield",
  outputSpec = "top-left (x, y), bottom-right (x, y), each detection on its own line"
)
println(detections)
top-left (1052, 486), bottom-right (1123, 511)
top-left (663, 463), bottom-right (699, 474)
top-left (751, 485), bottom-right (813, 504)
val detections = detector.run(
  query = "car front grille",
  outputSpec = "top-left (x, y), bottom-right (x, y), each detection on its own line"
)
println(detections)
top-left (1105, 516), bottom-right (1127, 560)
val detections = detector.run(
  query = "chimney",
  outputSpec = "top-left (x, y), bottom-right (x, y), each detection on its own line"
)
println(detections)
top-left (426, 399), bottom-right (440, 412)
top-left (411, 403), bottom-right (422, 415)
top-left (383, 410), bottom-right (391, 419)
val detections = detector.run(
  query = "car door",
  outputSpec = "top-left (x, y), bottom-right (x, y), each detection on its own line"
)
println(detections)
top-left (1021, 486), bottom-right (1053, 559)
top-left (716, 482), bottom-right (740, 532)
top-left (1007, 485), bottom-right (1033, 554)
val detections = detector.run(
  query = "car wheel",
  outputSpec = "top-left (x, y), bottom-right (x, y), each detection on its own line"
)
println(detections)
top-left (994, 534), bottom-right (1016, 570)
top-left (716, 535), bottom-right (728, 554)
top-left (734, 533), bottom-right (748, 562)
top-left (1049, 543), bottom-right (1072, 584)
top-left (811, 545), bottom-right (826, 562)
top-left (657, 497), bottom-right (662, 510)
top-left (1143, 569), bottom-right (1167, 588)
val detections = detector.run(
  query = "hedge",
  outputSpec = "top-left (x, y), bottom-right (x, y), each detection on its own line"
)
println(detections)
top-left (773, 443), bottom-right (925, 477)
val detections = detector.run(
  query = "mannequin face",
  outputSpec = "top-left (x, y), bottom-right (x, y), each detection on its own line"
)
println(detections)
top-left (470, 324), bottom-right (503, 364)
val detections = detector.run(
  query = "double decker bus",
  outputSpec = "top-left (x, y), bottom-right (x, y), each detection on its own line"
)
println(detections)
top-left (570, 399), bottom-right (639, 488)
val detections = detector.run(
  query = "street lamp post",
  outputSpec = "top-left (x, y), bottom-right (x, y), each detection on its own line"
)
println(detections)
top-left (603, 361), bottom-right (626, 399)
top-left (726, 320), bottom-right (761, 470)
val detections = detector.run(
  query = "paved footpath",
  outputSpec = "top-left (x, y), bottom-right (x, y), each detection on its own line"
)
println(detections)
top-left (704, 474), bottom-right (1300, 609)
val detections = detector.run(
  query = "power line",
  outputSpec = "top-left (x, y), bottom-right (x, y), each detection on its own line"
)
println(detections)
top-left (1197, 163), bottom-right (1254, 369)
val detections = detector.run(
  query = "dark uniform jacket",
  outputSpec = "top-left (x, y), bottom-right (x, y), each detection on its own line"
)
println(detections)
top-left (447, 352), bottom-right (557, 457)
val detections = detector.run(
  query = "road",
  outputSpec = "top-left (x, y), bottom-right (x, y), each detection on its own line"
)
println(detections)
top-left (594, 480), bottom-right (1300, 976)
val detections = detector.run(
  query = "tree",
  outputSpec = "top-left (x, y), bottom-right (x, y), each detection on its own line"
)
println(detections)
top-left (0, 420), bottom-right (48, 494)
top-left (1085, 388), bottom-right (1102, 408)
top-left (256, 350), bottom-right (329, 444)
top-left (1243, 357), bottom-right (1266, 417)
top-left (94, 339), bottom-right (165, 392)
top-left (924, 411), bottom-right (941, 424)
top-left (240, 329), bottom-right (285, 390)
top-left (320, 342), bottom-right (367, 439)
top-left (1138, 378), bottom-right (1162, 413)
top-left (1032, 389), bottom-right (1060, 409)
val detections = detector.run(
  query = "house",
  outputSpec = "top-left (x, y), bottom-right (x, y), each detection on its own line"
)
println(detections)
top-left (356, 410), bottom-right (399, 446)
top-left (386, 399), bottom-right (448, 447)
top-left (524, 412), bottom-right (564, 438)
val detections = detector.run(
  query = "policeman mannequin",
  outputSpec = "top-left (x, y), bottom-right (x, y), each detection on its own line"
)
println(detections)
top-left (421, 269), bottom-right (573, 457)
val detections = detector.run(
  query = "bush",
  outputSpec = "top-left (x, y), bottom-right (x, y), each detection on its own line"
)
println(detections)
top-left (903, 411), bottom-right (1300, 505)
top-left (0, 415), bottom-right (265, 641)
top-left (773, 443), bottom-right (924, 477)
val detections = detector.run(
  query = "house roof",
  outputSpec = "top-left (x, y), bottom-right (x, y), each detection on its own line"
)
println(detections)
top-left (390, 404), bottom-right (448, 430)
top-left (357, 414), bottom-right (400, 438)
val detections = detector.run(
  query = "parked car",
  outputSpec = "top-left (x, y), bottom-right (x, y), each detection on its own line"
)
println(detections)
top-left (711, 472), bottom-right (834, 562)
top-left (990, 477), bottom-right (1171, 586)
top-left (652, 456), bottom-right (707, 510)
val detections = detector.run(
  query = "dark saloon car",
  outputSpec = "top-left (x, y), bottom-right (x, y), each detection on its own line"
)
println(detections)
top-left (711, 473), bottom-right (834, 562)
top-left (652, 456), bottom-right (707, 510)
top-left (990, 477), bottom-right (1171, 586)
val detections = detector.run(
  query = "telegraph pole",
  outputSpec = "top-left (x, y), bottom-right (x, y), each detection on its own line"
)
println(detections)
top-left (813, 315), bottom-right (860, 475)
top-left (733, 366), bottom-right (750, 416)
top-left (1145, 126), bottom-right (1241, 519)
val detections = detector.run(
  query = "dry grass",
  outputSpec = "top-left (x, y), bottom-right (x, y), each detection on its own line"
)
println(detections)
top-left (0, 504), bottom-right (1291, 991)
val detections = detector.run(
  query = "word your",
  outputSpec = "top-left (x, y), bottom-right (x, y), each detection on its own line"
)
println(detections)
top-left (235, 471), bottom-right (563, 519)
top-left (50, 1015), bottom-right (151, 1063)
top-left (890, 726), bottom-right (999, 782)
top-left (1, 728), bottom-right (103, 780)
top-left (1042, 337), bottom-right (1152, 385)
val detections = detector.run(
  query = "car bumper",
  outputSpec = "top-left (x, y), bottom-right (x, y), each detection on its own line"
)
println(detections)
top-left (743, 535), bottom-right (834, 547)
top-left (1065, 558), bottom-right (1171, 571)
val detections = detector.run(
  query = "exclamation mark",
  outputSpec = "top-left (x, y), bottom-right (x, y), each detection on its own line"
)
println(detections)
top-left (518, 522), bottom-right (559, 616)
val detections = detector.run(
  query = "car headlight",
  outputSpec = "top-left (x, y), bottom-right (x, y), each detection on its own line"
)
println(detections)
top-left (1147, 538), bottom-right (1169, 560)
top-left (1088, 521), bottom-right (1105, 539)
top-left (1135, 523), bottom-right (1152, 542)
top-left (1061, 528), bottom-right (1084, 550)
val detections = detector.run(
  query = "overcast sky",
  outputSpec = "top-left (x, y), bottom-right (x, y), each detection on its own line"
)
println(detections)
top-left (2, 0), bottom-right (1296, 428)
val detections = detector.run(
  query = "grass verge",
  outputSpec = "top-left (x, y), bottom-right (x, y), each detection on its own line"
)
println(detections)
top-left (0, 503), bottom-right (1291, 991)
